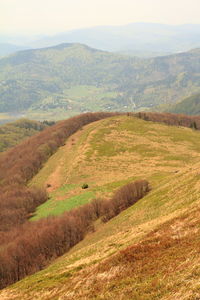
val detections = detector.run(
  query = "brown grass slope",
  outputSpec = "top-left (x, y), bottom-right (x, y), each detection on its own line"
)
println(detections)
top-left (1, 115), bottom-right (200, 299)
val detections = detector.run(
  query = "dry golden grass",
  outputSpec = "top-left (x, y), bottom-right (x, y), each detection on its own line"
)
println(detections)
top-left (2, 116), bottom-right (200, 299)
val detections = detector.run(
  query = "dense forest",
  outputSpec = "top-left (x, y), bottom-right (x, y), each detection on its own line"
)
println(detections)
top-left (0, 44), bottom-right (200, 117)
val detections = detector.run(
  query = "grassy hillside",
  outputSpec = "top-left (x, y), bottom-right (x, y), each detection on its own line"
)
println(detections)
top-left (0, 118), bottom-right (52, 152)
top-left (167, 93), bottom-right (200, 115)
top-left (0, 44), bottom-right (200, 119)
top-left (1, 115), bottom-right (200, 299)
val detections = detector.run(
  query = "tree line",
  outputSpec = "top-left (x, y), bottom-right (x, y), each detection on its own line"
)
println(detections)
top-left (134, 112), bottom-right (200, 129)
top-left (0, 180), bottom-right (150, 289)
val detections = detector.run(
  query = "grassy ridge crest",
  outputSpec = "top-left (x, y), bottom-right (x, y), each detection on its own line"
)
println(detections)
top-left (1, 114), bottom-right (200, 299)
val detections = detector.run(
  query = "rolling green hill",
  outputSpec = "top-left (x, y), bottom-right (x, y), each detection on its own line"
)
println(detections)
top-left (0, 118), bottom-right (52, 152)
top-left (167, 93), bottom-right (200, 115)
top-left (0, 44), bottom-right (200, 119)
top-left (1, 115), bottom-right (200, 299)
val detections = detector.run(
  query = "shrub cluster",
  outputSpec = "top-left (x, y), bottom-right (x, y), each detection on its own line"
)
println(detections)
top-left (101, 180), bottom-right (150, 222)
top-left (0, 180), bottom-right (150, 289)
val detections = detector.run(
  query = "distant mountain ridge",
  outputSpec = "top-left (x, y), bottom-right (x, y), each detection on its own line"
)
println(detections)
top-left (0, 43), bottom-right (200, 118)
top-left (29, 23), bottom-right (200, 54)
top-left (1, 23), bottom-right (200, 57)
top-left (0, 43), bottom-right (29, 57)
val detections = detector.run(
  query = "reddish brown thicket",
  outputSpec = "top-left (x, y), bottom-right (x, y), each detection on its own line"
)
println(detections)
top-left (0, 112), bottom-right (118, 231)
top-left (0, 188), bottom-right (48, 231)
top-left (0, 180), bottom-right (150, 289)
top-left (134, 112), bottom-right (200, 129)
top-left (101, 180), bottom-right (150, 222)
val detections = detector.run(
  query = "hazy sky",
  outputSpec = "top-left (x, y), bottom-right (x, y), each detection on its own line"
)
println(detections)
top-left (1, 0), bottom-right (200, 35)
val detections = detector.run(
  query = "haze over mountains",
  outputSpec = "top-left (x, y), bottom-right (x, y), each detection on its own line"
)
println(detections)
top-left (31, 23), bottom-right (200, 53)
top-left (1, 23), bottom-right (200, 57)
top-left (0, 43), bottom-right (28, 58)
